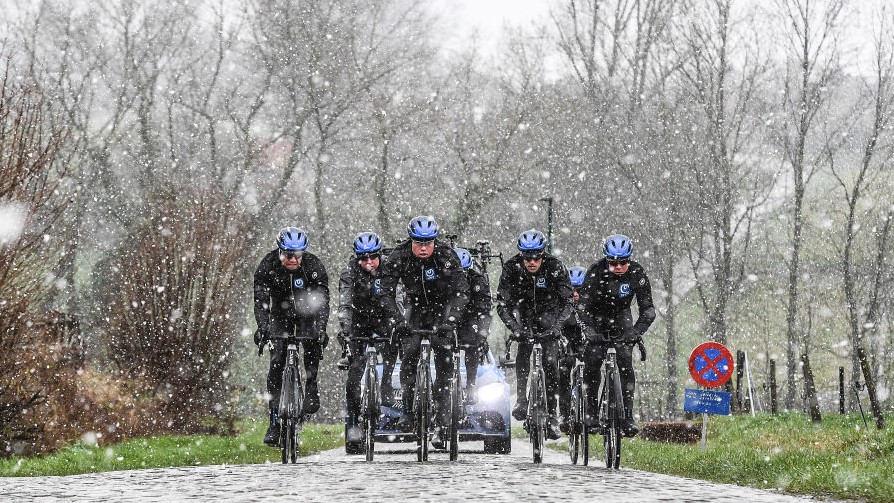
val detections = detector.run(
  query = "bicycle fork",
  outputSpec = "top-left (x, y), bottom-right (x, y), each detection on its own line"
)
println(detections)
top-left (361, 345), bottom-right (381, 418)
top-left (280, 344), bottom-right (302, 420)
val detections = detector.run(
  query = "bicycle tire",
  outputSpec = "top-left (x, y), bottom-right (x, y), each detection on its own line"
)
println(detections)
top-left (448, 374), bottom-right (460, 461)
top-left (416, 362), bottom-right (430, 462)
top-left (569, 382), bottom-right (581, 465)
top-left (291, 422), bottom-right (299, 463)
top-left (581, 380), bottom-right (590, 467)
top-left (604, 418), bottom-right (621, 469)
top-left (530, 371), bottom-right (545, 464)
top-left (608, 362), bottom-right (624, 469)
top-left (280, 418), bottom-right (292, 464)
top-left (364, 366), bottom-right (377, 462)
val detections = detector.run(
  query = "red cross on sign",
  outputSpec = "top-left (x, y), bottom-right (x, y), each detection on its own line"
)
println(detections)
top-left (688, 342), bottom-right (735, 388)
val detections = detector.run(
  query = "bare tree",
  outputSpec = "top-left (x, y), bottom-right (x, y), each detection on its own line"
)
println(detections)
top-left (774, 0), bottom-right (845, 409)
top-left (676, 0), bottom-right (776, 346)
top-left (826, 10), bottom-right (894, 428)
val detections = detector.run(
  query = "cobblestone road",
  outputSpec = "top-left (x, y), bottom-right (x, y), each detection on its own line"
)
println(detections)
top-left (1, 439), bottom-right (828, 502)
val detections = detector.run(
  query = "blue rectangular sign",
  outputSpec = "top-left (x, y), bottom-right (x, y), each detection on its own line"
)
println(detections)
top-left (683, 388), bottom-right (731, 415)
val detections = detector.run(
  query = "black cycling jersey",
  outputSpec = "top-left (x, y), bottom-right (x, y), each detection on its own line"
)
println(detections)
top-left (253, 249), bottom-right (330, 337)
top-left (376, 239), bottom-right (469, 329)
top-left (495, 253), bottom-right (573, 335)
top-left (575, 257), bottom-right (655, 342)
top-left (337, 257), bottom-right (387, 333)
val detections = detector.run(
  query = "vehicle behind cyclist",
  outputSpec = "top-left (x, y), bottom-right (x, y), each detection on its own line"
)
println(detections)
top-left (454, 247), bottom-right (493, 405)
top-left (253, 227), bottom-right (330, 446)
top-left (338, 231), bottom-right (399, 450)
top-left (558, 266), bottom-right (587, 433)
top-left (496, 229), bottom-right (573, 440)
top-left (576, 234), bottom-right (655, 437)
top-left (375, 216), bottom-right (470, 449)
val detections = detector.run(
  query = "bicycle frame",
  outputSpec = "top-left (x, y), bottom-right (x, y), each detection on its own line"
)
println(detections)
top-left (414, 333), bottom-right (433, 462)
top-left (526, 340), bottom-right (547, 464)
top-left (598, 346), bottom-right (624, 469)
top-left (360, 340), bottom-right (380, 461)
top-left (568, 354), bottom-right (589, 466)
top-left (277, 333), bottom-right (317, 465)
top-left (279, 342), bottom-right (303, 464)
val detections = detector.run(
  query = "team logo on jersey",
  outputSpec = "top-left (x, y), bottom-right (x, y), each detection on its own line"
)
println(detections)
top-left (619, 283), bottom-right (631, 298)
top-left (294, 278), bottom-right (305, 288)
top-left (373, 278), bottom-right (382, 295)
top-left (424, 268), bottom-right (436, 281)
top-left (639, 278), bottom-right (646, 286)
top-left (536, 277), bottom-right (547, 288)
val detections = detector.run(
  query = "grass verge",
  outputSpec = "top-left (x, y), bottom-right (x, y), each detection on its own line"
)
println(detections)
top-left (0, 420), bottom-right (343, 477)
top-left (584, 413), bottom-right (894, 503)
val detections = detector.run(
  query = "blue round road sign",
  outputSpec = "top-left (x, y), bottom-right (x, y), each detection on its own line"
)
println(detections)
top-left (688, 342), bottom-right (734, 388)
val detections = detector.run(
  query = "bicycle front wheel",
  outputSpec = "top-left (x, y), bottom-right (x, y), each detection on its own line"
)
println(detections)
top-left (416, 369), bottom-right (430, 462)
top-left (363, 368), bottom-right (377, 462)
top-left (529, 373), bottom-right (545, 464)
top-left (281, 418), bottom-right (296, 464)
top-left (604, 418), bottom-right (621, 469)
top-left (448, 378), bottom-right (461, 461)
top-left (569, 384), bottom-right (581, 465)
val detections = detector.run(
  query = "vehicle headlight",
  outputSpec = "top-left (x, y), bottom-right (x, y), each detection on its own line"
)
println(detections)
top-left (477, 383), bottom-right (505, 403)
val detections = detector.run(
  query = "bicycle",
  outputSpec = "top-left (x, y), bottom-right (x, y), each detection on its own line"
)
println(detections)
top-left (411, 328), bottom-right (437, 462)
top-left (276, 333), bottom-right (318, 464)
top-left (567, 343), bottom-right (589, 466)
top-left (595, 338), bottom-right (646, 470)
top-left (344, 332), bottom-right (392, 461)
top-left (503, 329), bottom-right (552, 464)
top-left (445, 337), bottom-right (478, 461)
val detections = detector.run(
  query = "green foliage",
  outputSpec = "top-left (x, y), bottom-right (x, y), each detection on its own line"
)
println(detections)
top-left (0, 421), bottom-right (342, 477)
top-left (608, 413), bottom-right (894, 503)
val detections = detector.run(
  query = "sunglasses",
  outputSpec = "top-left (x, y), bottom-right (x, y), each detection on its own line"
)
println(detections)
top-left (357, 252), bottom-right (380, 262)
top-left (412, 239), bottom-right (435, 246)
top-left (279, 250), bottom-right (303, 260)
top-left (608, 259), bottom-right (629, 267)
top-left (522, 254), bottom-right (544, 262)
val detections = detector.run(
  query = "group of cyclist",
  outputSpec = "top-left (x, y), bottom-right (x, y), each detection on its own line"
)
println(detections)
top-left (252, 215), bottom-right (654, 450)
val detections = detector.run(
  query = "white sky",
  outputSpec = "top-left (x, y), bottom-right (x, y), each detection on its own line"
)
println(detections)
top-left (436, 0), bottom-right (554, 57)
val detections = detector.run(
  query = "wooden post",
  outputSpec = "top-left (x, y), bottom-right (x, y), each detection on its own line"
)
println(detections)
top-left (734, 350), bottom-right (745, 412)
top-left (769, 359), bottom-right (778, 414)
top-left (838, 366), bottom-right (846, 414)
top-left (801, 353), bottom-right (822, 423)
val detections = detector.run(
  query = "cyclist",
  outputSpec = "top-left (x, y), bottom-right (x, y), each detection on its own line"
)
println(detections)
top-left (496, 229), bottom-right (572, 440)
top-left (253, 227), bottom-right (330, 446)
top-left (375, 216), bottom-right (469, 449)
top-left (338, 231), bottom-right (399, 450)
top-left (454, 247), bottom-right (493, 405)
top-left (557, 266), bottom-right (586, 433)
top-left (576, 233), bottom-right (655, 437)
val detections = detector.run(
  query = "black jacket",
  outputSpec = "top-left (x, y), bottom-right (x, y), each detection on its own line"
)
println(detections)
top-left (461, 266), bottom-right (493, 331)
top-left (337, 257), bottom-right (386, 333)
top-left (376, 239), bottom-right (469, 328)
top-left (253, 250), bottom-right (330, 337)
top-left (575, 258), bottom-right (655, 342)
top-left (495, 254), bottom-right (573, 335)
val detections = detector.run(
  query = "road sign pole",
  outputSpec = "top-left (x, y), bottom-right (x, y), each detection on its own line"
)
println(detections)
top-left (700, 413), bottom-right (707, 452)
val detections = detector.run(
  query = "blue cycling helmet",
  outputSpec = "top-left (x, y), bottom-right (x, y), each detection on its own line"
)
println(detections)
top-left (455, 248), bottom-right (473, 269)
top-left (569, 266), bottom-right (586, 287)
top-left (353, 231), bottom-right (383, 255)
top-left (517, 229), bottom-right (547, 253)
top-left (407, 216), bottom-right (439, 241)
top-left (602, 234), bottom-right (632, 260)
top-left (277, 227), bottom-right (308, 251)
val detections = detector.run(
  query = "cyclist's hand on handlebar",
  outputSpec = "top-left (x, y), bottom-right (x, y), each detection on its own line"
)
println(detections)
top-left (635, 336), bottom-right (647, 362)
top-left (254, 329), bottom-right (268, 356)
